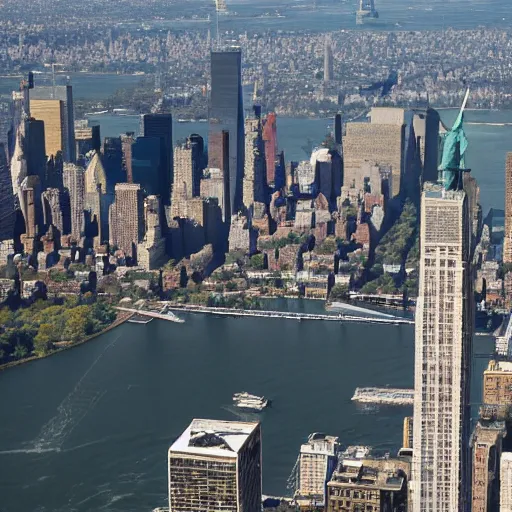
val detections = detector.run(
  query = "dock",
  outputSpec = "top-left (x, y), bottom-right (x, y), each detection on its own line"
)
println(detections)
top-left (162, 304), bottom-right (414, 325)
top-left (352, 387), bottom-right (414, 406)
top-left (116, 307), bottom-right (184, 323)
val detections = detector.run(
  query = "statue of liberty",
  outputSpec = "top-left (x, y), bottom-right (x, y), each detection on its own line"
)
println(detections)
top-left (439, 88), bottom-right (470, 191)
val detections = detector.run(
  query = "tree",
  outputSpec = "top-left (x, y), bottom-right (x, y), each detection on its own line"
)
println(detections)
top-left (63, 306), bottom-right (93, 343)
top-left (250, 253), bottom-right (265, 270)
top-left (226, 281), bottom-right (238, 291)
top-left (34, 323), bottom-right (56, 355)
top-left (330, 284), bottom-right (349, 300)
top-left (13, 343), bottom-right (28, 360)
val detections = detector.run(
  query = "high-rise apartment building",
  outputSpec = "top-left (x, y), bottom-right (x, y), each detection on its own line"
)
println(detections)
top-left (109, 183), bottom-right (144, 260)
top-left (296, 433), bottom-right (339, 505)
top-left (262, 112), bottom-right (277, 185)
top-left (63, 163), bottom-right (85, 239)
top-left (30, 84), bottom-right (76, 162)
top-left (471, 409), bottom-right (507, 512)
top-left (412, 182), bottom-right (473, 512)
top-left (243, 117), bottom-right (266, 209)
top-left (168, 419), bottom-right (262, 512)
top-left (503, 153), bottom-right (512, 263)
top-left (143, 113), bottom-right (173, 205)
top-left (209, 49), bottom-right (244, 215)
top-left (501, 452), bottom-right (512, 512)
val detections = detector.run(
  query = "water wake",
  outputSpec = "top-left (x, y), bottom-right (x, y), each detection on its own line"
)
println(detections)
top-left (29, 333), bottom-right (122, 452)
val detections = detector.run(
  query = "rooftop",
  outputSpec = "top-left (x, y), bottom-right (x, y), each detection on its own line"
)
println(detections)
top-left (486, 360), bottom-right (512, 373)
top-left (169, 419), bottom-right (259, 459)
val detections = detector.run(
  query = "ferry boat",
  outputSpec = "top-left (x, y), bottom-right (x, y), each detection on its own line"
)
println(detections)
top-left (233, 392), bottom-right (270, 412)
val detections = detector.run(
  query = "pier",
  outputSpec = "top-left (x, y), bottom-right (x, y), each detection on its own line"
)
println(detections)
top-left (157, 304), bottom-right (414, 325)
top-left (352, 387), bottom-right (414, 406)
top-left (115, 306), bottom-right (184, 323)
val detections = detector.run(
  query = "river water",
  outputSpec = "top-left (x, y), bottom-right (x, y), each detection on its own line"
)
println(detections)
top-left (0, 298), bottom-right (494, 512)
top-left (82, 109), bottom-right (512, 214)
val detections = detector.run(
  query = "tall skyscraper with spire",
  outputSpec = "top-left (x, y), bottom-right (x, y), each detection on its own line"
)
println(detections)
top-left (412, 95), bottom-right (473, 512)
top-left (209, 48), bottom-right (244, 216)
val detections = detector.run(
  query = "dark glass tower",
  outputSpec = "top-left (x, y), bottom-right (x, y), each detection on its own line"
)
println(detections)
top-left (209, 49), bottom-right (244, 215)
top-left (189, 133), bottom-right (206, 197)
top-left (132, 136), bottom-right (163, 197)
top-left (142, 114), bottom-right (173, 205)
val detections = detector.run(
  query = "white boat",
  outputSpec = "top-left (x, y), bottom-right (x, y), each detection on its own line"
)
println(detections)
top-left (233, 392), bottom-right (270, 412)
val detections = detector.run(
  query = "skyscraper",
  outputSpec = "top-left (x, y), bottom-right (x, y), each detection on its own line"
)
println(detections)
top-left (29, 99), bottom-right (64, 159)
top-left (142, 114), bottom-right (173, 205)
top-left (30, 84), bottom-right (76, 162)
top-left (262, 112), bottom-right (277, 186)
top-left (189, 133), bottom-right (206, 197)
top-left (501, 452), bottom-right (512, 512)
top-left (412, 182), bottom-right (473, 512)
top-left (343, 107), bottom-right (405, 198)
top-left (0, 143), bottom-right (15, 241)
top-left (168, 419), bottom-right (262, 512)
top-left (503, 153), bottom-right (512, 263)
top-left (109, 183), bottom-right (144, 260)
top-left (63, 163), bottom-right (85, 239)
top-left (132, 136), bottom-right (163, 197)
top-left (243, 117), bottom-right (266, 209)
top-left (324, 36), bottom-right (334, 83)
top-left (209, 49), bottom-right (244, 215)
top-left (120, 132), bottom-right (135, 183)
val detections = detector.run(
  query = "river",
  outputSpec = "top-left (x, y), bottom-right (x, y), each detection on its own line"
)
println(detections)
top-left (83, 109), bottom-right (512, 214)
top-left (0, 299), bottom-right (495, 512)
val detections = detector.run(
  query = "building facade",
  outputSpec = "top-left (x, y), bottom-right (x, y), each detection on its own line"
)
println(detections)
top-left (412, 183), bottom-right (473, 512)
top-left (327, 458), bottom-right (408, 512)
top-left (504, 153), bottom-right (512, 263)
top-left (502, 452), bottom-right (512, 512)
top-left (483, 360), bottom-right (512, 406)
top-left (109, 183), bottom-right (144, 260)
top-left (30, 84), bottom-right (75, 162)
top-left (168, 419), bottom-right (262, 512)
top-left (209, 49), bottom-right (244, 215)
top-left (243, 117), bottom-right (266, 209)
top-left (296, 433), bottom-right (339, 505)
top-left (143, 113), bottom-right (173, 205)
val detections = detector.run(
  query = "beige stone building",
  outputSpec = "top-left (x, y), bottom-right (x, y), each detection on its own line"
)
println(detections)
top-left (343, 108), bottom-right (404, 198)
top-left (326, 458), bottom-right (408, 512)
top-left (137, 195), bottom-right (166, 270)
top-left (483, 360), bottom-right (512, 406)
top-left (30, 99), bottom-right (64, 158)
top-left (109, 183), bottom-right (144, 260)
top-left (412, 183), bottom-right (472, 512)
top-left (504, 153), bottom-right (512, 263)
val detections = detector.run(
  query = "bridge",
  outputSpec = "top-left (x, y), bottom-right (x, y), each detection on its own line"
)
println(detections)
top-left (159, 304), bottom-right (414, 325)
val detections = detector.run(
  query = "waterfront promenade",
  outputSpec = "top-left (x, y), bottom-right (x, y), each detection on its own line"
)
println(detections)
top-left (123, 303), bottom-right (415, 325)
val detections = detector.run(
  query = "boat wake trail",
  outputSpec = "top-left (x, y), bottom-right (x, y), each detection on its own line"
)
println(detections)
top-left (28, 333), bottom-right (122, 452)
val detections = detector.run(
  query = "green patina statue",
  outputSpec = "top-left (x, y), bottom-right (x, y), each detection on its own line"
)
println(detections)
top-left (439, 88), bottom-right (470, 191)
